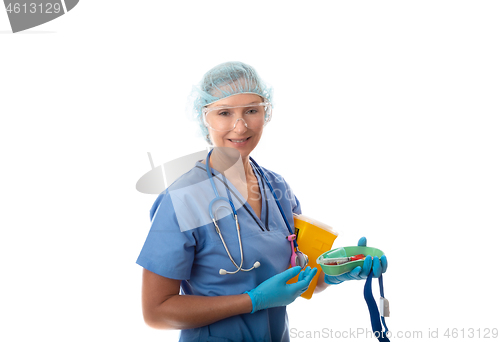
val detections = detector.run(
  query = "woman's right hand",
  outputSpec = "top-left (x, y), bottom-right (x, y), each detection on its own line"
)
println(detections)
top-left (245, 266), bottom-right (317, 313)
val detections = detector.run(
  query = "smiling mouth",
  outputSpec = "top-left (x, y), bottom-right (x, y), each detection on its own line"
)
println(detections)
top-left (229, 137), bottom-right (251, 143)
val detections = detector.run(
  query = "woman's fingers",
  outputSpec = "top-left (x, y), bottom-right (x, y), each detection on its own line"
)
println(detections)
top-left (358, 237), bottom-right (367, 247)
top-left (381, 255), bottom-right (388, 273)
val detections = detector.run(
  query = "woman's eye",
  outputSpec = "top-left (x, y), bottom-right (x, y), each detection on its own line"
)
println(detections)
top-left (218, 111), bottom-right (231, 116)
top-left (245, 109), bottom-right (258, 114)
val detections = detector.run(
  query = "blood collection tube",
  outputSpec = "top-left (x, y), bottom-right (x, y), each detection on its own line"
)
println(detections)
top-left (322, 254), bottom-right (365, 265)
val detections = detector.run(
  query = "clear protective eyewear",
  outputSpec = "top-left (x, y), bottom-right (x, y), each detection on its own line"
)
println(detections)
top-left (202, 102), bottom-right (272, 132)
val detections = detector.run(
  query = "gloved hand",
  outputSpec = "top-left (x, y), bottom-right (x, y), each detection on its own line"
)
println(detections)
top-left (324, 237), bottom-right (388, 285)
top-left (245, 266), bottom-right (317, 313)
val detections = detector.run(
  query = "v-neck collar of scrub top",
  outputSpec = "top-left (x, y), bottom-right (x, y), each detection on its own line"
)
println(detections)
top-left (194, 160), bottom-right (270, 232)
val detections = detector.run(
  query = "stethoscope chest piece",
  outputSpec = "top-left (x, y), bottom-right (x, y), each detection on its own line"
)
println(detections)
top-left (287, 234), bottom-right (309, 269)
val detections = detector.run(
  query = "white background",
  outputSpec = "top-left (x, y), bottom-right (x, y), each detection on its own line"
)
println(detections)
top-left (1, 1), bottom-right (499, 341)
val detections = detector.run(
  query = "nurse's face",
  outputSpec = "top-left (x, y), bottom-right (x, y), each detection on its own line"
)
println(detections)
top-left (206, 94), bottom-right (265, 159)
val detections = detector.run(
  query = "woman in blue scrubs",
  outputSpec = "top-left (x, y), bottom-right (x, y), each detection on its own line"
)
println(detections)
top-left (136, 62), bottom-right (386, 341)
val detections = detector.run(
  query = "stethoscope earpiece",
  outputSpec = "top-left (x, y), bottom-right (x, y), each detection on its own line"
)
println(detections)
top-left (219, 261), bottom-right (260, 276)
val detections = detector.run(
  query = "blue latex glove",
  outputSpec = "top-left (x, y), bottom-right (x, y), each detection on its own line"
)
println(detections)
top-left (246, 266), bottom-right (317, 313)
top-left (324, 237), bottom-right (388, 285)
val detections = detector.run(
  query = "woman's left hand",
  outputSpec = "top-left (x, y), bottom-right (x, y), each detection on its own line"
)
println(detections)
top-left (324, 237), bottom-right (388, 285)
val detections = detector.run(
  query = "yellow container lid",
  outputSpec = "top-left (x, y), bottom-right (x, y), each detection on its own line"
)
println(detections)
top-left (294, 213), bottom-right (338, 236)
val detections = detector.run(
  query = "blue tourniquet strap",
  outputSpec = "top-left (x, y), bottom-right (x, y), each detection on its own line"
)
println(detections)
top-left (364, 271), bottom-right (390, 342)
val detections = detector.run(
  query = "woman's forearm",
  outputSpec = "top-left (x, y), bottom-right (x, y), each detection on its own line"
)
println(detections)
top-left (145, 293), bottom-right (253, 330)
top-left (314, 270), bottom-right (329, 294)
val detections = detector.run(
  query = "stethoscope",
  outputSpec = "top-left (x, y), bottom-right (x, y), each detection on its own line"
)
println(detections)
top-left (205, 149), bottom-right (308, 275)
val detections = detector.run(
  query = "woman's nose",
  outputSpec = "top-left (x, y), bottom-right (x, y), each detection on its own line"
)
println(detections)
top-left (232, 118), bottom-right (248, 133)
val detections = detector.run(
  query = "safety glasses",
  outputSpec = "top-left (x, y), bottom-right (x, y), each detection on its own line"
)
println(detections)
top-left (202, 102), bottom-right (272, 132)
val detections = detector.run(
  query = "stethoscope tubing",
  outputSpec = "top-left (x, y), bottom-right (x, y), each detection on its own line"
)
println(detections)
top-left (206, 150), bottom-right (259, 274)
top-left (248, 156), bottom-right (299, 249)
top-left (205, 149), bottom-right (304, 274)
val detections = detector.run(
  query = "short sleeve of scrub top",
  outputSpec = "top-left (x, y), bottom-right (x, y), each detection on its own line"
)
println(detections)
top-left (137, 160), bottom-right (302, 342)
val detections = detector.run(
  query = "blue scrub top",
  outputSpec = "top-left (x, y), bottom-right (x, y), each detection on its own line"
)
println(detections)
top-left (137, 158), bottom-right (302, 342)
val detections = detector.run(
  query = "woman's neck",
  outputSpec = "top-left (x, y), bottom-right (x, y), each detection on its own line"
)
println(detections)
top-left (206, 148), bottom-right (255, 183)
top-left (240, 156), bottom-right (256, 180)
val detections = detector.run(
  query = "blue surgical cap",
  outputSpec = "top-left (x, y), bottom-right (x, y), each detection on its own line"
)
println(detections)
top-left (190, 61), bottom-right (273, 144)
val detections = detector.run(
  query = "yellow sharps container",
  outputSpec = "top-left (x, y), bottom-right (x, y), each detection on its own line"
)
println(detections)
top-left (287, 213), bottom-right (338, 299)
